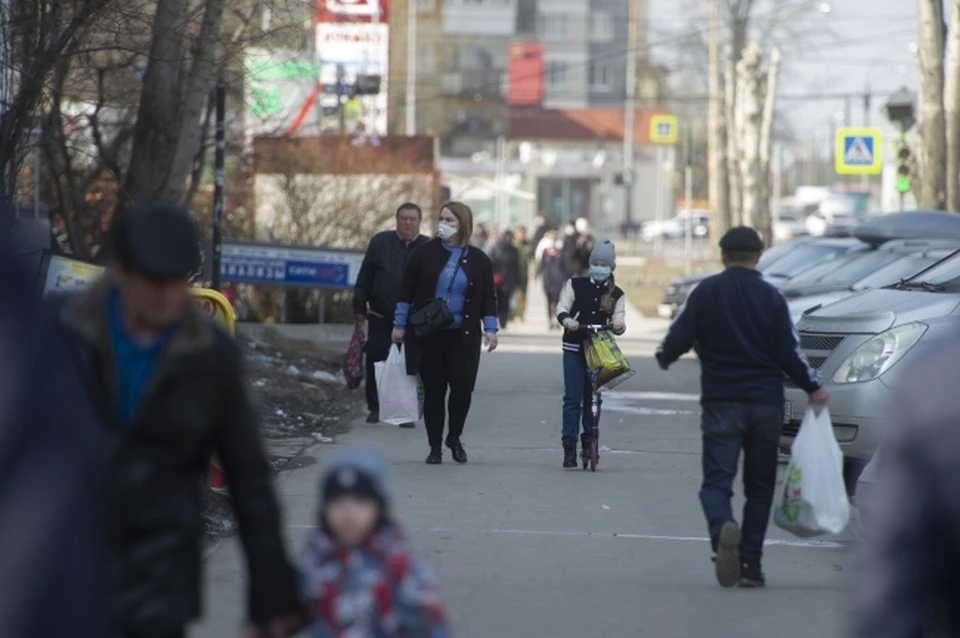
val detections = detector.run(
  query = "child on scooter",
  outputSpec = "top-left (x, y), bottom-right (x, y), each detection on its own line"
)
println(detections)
top-left (299, 445), bottom-right (452, 637)
top-left (555, 239), bottom-right (626, 468)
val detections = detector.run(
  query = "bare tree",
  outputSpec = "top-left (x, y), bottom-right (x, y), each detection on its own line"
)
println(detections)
top-left (944, 0), bottom-right (960, 210)
top-left (737, 45), bottom-right (763, 232)
top-left (758, 47), bottom-right (782, 241)
top-left (915, 0), bottom-right (948, 210)
top-left (724, 45), bottom-right (742, 227)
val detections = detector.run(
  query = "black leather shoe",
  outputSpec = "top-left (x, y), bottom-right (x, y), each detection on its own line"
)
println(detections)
top-left (446, 439), bottom-right (468, 464)
top-left (399, 422), bottom-right (416, 429)
top-left (366, 411), bottom-right (379, 424)
top-left (425, 448), bottom-right (442, 464)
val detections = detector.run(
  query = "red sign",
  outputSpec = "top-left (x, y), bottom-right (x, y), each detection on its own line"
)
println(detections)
top-left (316, 0), bottom-right (388, 23)
top-left (508, 42), bottom-right (544, 106)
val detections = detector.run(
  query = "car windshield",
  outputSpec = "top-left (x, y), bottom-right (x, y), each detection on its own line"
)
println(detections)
top-left (784, 260), bottom-right (837, 284)
top-left (903, 251), bottom-right (960, 285)
top-left (811, 251), bottom-right (901, 285)
top-left (764, 244), bottom-right (854, 279)
top-left (854, 254), bottom-right (947, 290)
top-left (757, 242), bottom-right (799, 271)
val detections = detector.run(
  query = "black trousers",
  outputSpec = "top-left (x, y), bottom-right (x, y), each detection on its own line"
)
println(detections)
top-left (419, 329), bottom-right (472, 449)
top-left (364, 315), bottom-right (393, 413)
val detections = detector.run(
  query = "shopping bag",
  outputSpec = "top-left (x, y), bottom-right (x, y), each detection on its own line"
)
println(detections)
top-left (374, 345), bottom-right (420, 425)
top-left (774, 407), bottom-right (851, 537)
top-left (341, 323), bottom-right (366, 389)
top-left (584, 331), bottom-right (632, 388)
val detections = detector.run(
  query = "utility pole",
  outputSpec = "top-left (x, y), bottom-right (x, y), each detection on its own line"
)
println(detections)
top-left (406, 0), bottom-right (417, 135)
top-left (707, 0), bottom-right (725, 236)
top-left (861, 84), bottom-right (871, 191)
top-left (844, 95), bottom-right (852, 189)
top-left (212, 85), bottom-right (226, 291)
top-left (683, 125), bottom-right (693, 274)
top-left (622, 0), bottom-right (638, 234)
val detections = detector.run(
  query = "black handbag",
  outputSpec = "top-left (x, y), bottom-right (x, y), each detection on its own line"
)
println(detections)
top-left (409, 248), bottom-right (467, 338)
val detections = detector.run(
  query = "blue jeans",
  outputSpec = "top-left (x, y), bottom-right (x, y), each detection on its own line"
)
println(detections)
top-left (562, 351), bottom-right (594, 445)
top-left (699, 402), bottom-right (782, 564)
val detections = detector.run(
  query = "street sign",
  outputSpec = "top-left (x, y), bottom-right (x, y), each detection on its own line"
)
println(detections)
top-left (649, 114), bottom-right (678, 145)
top-left (219, 241), bottom-right (364, 290)
top-left (835, 127), bottom-right (882, 175)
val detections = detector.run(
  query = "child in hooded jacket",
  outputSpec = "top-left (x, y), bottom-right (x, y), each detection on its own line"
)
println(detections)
top-left (299, 445), bottom-right (452, 638)
top-left (555, 239), bottom-right (627, 468)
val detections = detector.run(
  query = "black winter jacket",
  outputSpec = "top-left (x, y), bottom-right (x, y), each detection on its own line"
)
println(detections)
top-left (656, 267), bottom-right (821, 406)
top-left (354, 231), bottom-right (429, 320)
top-left (57, 277), bottom-right (300, 636)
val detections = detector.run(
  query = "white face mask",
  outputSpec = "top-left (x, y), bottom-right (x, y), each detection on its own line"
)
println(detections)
top-left (437, 223), bottom-right (457, 240)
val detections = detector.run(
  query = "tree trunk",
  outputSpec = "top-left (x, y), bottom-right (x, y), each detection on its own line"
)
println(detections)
top-left (757, 48), bottom-right (782, 245)
top-left (162, 0), bottom-right (228, 204)
top-left (708, 0), bottom-right (730, 241)
top-left (916, 0), bottom-right (948, 209)
top-left (118, 0), bottom-right (190, 213)
top-left (724, 45), bottom-right (742, 226)
top-left (737, 44), bottom-right (764, 233)
top-left (944, 0), bottom-right (960, 210)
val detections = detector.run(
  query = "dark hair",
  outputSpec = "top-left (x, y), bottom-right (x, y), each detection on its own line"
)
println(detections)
top-left (722, 249), bottom-right (761, 264)
top-left (396, 202), bottom-right (422, 220)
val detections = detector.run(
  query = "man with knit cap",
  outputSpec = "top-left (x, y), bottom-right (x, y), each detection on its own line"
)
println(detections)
top-left (56, 200), bottom-right (301, 638)
top-left (300, 445), bottom-right (452, 637)
top-left (656, 226), bottom-right (828, 589)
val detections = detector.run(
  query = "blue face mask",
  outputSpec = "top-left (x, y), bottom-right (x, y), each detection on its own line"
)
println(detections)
top-left (589, 265), bottom-right (612, 282)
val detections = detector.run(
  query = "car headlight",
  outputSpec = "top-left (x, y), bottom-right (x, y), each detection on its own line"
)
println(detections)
top-left (832, 322), bottom-right (927, 384)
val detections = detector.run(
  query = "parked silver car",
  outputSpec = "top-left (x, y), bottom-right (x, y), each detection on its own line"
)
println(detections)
top-left (782, 212), bottom-right (960, 492)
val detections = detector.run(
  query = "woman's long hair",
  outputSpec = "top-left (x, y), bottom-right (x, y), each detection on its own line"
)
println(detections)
top-left (600, 274), bottom-right (616, 313)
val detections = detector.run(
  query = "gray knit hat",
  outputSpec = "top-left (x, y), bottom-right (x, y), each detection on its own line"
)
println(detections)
top-left (589, 239), bottom-right (617, 270)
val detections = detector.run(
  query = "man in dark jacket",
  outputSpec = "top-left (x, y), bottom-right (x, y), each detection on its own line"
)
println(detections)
top-left (656, 226), bottom-right (828, 590)
top-left (354, 203), bottom-right (429, 425)
top-left (56, 202), bottom-right (301, 638)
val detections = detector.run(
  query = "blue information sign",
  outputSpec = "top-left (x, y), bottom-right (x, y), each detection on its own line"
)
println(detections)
top-left (219, 242), bottom-right (364, 290)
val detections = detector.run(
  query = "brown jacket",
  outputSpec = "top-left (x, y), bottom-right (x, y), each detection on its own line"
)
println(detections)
top-left (399, 239), bottom-right (498, 391)
top-left (56, 276), bottom-right (299, 635)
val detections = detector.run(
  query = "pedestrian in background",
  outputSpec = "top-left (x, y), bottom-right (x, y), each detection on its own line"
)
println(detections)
top-left (393, 201), bottom-right (499, 465)
top-left (849, 342), bottom-right (960, 637)
top-left (300, 446), bottom-right (452, 637)
top-left (512, 226), bottom-right (533, 323)
top-left (656, 226), bottom-right (828, 589)
top-left (491, 229), bottom-right (520, 329)
top-left (354, 203), bottom-right (429, 426)
top-left (56, 201), bottom-right (302, 638)
top-left (537, 231), bottom-right (566, 330)
top-left (0, 254), bottom-right (106, 638)
top-left (556, 239), bottom-right (626, 468)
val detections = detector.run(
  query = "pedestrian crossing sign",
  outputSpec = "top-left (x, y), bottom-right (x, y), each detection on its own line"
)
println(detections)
top-left (649, 114), bottom-right (678, 145)
top-left (835, 127), bottom-right (882, 175)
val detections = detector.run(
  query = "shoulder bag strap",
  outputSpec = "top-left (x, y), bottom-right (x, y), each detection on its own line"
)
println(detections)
top-left (442, 248), bottom-right (468, 301)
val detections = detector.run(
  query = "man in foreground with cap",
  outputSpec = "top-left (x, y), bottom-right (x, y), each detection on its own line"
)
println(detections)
top-left (56, 201), bottom-right (302, 638)
top-left (655, 226), bottom-right (828, 589)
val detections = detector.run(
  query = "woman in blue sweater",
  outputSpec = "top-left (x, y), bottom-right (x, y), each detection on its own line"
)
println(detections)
top-left (393, 202), bottom-right (500, 465)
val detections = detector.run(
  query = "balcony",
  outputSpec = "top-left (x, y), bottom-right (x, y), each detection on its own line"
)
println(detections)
top-left (442, 70), bottom-right (506, 98)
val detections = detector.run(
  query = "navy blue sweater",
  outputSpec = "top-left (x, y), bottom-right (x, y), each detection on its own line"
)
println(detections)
top-left (656, 267), bottom-right (821, 406)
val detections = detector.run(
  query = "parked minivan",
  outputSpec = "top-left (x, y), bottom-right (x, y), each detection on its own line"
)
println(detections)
top-left (782, 211), bottom-right (960, 492)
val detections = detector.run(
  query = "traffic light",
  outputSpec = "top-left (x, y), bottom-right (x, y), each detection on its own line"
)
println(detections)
top-left (895, 142), bottom-right (911, 194)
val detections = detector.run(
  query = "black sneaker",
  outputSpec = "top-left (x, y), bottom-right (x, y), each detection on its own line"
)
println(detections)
top-left (562, 443), bottom-right (577, 468)
top-left (399, 422), bottom-right (416, 429)
top-left (366, 411), bottom-right (380, 424)
top-left (714, 521), bottom-right (742, 588)
top-left (446, 439), bottom-right (468, 464)
top-left (425, 448), bottom-right (442, 464)
top-left (739, 561), bottom-right (766, 588)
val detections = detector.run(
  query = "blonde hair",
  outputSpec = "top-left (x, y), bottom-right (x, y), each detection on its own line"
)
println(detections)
top-left (440, 201), bottom-right (474, 248)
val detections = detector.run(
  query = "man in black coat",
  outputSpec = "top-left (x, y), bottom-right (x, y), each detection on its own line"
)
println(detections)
top-left (353, 202), bottom-right (429, 425)
top-left (56, 202), bottom-right (302, 638)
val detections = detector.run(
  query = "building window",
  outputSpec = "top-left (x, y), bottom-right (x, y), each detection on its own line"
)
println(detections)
top-left (416, 0), bottom-right (434, 11)
top-left (589, 12), bottom-right (614, 42)
top-left (588, 63), bottom-right (612, 91)
top-left (538, 13), bottom-right (568, 40)
top-left (545, 61), bottom-right (568, 89)
top-left (418, 44), bottom-right (437, 74)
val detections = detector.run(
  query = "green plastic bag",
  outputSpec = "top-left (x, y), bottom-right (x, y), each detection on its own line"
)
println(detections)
top-left (584, 331), bottom-right (631, 388)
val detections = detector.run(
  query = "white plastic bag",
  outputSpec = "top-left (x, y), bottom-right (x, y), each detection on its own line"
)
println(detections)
top-left (774, 407), bottom-right (851, 537)
top-left (374, 345), bottom-right (420, 425)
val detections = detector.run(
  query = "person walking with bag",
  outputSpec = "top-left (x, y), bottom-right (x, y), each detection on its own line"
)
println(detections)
top-left (353, 203), bottom-right (429, 426)
top-left (556, 240), bottom-right (626, 468)
top-left (392, 201), bottom-right (499, 465)
top-left (655, 226), bottom-right (829, 590)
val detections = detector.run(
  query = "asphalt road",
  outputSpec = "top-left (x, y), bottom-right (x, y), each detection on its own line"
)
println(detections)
top-left (192, 291), bottom-right (852, 638)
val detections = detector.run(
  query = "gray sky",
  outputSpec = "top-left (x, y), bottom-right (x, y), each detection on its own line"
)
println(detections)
top-left (647, 0), bottom-right (919, 143)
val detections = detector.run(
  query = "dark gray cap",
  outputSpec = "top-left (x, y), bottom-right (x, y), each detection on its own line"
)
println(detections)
top-left (111, 200), bottom-right (201, 280)
top-left (719, 226), bottom-right (764, 252)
